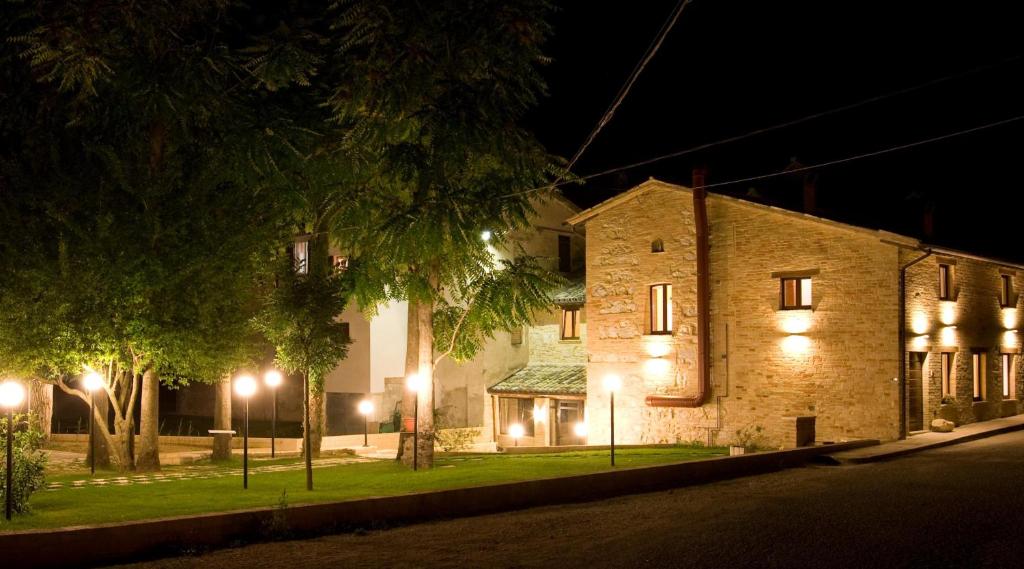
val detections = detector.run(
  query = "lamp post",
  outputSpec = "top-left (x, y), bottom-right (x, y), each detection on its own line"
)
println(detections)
top-left (358, 399), bottom-right (374, 447)
top-left (263, 370), bottom-right (283, 459)
top-left (82, 372), bottom-right (105, 475)
top-left (1, 380), bottom-right (26, 521)
top-left (234, 375), bottom-right (257, 489)
top-left (406, 374), bottom-right (425, 471)
top-left (603, 374), bottom-right (621, 466)
top-left (509, 423), bottom-right (524, 447)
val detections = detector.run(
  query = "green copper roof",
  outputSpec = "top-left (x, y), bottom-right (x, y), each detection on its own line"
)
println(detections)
top-left (552, 277), bottom-right (586, 306)
top-left (488, 365), bottom-right (587, 396)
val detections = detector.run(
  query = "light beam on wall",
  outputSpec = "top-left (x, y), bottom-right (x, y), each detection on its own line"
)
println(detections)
top-left (779, 312), bottom-right (811, 335)
top-left (781, 334), bottom-right (811, 355)
top-left (940, 301), bottom-right (957, 326)
top-left (1003, 308), bottom-right (1018, 330)
top-left (941, 326), bottom-right (957, 346)
top-left (911, 313), bottom-right (929, 335)
top-left (912, 335), bottom-right (929, 350)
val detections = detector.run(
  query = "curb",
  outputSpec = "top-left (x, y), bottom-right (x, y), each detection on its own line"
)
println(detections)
top-left (831, 421), bottom-right (1024, 464)
top-left (1, 440), bottom-right (876, 569)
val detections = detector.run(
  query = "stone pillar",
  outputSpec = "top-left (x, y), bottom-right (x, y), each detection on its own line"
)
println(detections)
top-left (212, 375), bottom-right (232, 461)
top-left (534, 397), bottom-right (550, 446)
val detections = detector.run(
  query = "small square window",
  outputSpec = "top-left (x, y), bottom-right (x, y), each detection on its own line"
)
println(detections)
top-left (780, 277), bottom-right (812, 309)
top-left (561, 308), bottom-right (580, 340)
top-left (510, 327), bottom-right (523, 346)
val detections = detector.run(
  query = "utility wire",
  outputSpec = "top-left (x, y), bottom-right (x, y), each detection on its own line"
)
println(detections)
top-left (565, 0), bottom-right (693, 172)
top-left (504, 53), bottom-right (1023, 199)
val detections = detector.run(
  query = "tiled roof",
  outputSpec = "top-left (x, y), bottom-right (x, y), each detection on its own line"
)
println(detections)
top-left (487, 365), bottom-right (587, 396)
top-left (552, 278), bottom-right (585, 306)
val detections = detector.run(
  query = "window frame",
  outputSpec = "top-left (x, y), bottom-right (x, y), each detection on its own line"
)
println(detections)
top-left (649, 283), bottom-right (673, 335)
top-left (780, 277), bottom-right (813, 310)
top-left (941, 352), bottom-right (954, 398)
top-left (560, 307), bottom-right (580, 340)
top-left (972, 352), bottom-right (986, 402)
top-left (1002, 353), bottom-right (1015, 399)
top-left (499, 397), bottom-right (535, 436)
top-left (938, 264), bottom-right (953, 300)
top-left (1001, 274), bottom-right (1013, 308)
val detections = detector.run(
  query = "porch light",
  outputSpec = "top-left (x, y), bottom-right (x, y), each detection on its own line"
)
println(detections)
top-left (509, 423), bottom-right (525, 447)
top-left (358, 399), bottom-right (374, 447)
top-left (573, 421), bottom-right (588, 437)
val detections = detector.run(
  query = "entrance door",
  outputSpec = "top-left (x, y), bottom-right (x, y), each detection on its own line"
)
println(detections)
top-left (908, 352), bottom-right (926, 432)
top-left (555, 400), bottom-right (585, 445)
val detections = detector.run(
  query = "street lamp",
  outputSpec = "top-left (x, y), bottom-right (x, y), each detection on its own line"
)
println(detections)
top-left (358, 399), bottom-right (374, 447)
top-left (406, 373), bottom-right (426, 471)
top-left (603, 374), bottom-right (622, 466)
top-left (0, 380), bottom-right (26, 521)
top-left (83, 371), bottom-right (104, 475)
top-left (263, 370), bottom-right (283, 459)
top-left (509, 423), bottom-right (524, 447)
top-left (234, 374), bottom-right (257, 489)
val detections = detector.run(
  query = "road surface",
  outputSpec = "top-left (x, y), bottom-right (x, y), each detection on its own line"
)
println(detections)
top-left (117, 431), bottom-right (1024, 569)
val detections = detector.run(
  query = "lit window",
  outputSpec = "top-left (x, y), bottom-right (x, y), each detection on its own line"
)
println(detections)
top-left (939, 264), bottom-right (952, 300)
top-left (499, 397), bottom-right (534, 436)
top-left (561, 308), bottom-right (580, 340)
top-left (972, 352), bottom-right (986, 401)
top-left (941, 352), bottom-right (955, 398)
top-left (1001, 275), bottom-right (1013, 307)
top-left (1002, 353), bottom-right (1015, 399)
top-left (329, 255), bottom-right (349, 272)
top-left (780, 277), bottom-right (812, 310)
top-left (650, 284), bottom-right (673, 334)
top-left (293, 241), bottom-right (309, 274)
top-left (651, 238), bottom-right (665, 253)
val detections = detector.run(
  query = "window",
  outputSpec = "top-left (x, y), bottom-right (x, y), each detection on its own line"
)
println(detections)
top-left (510, 326), bottom-right (523, 346)
top-left (780, 277), bottom-right (812, 309)
top-left (1001, 274), bottom-right (1013, 307)
top-left (293, 240), bottom-right (309, 274)
top-left (939, 264), bottom-right (952, 300)
top-left (499, 397), bottom-right (534, 436)
top-left (558, 235), bottom-right (572, 273)
top-left (1002, 354), bottom-right (1015, 399)
top-left (972, 352), bottom-right (986, 401)
top-left (650, 284), bottom-right (673, 334)
top-left (941, 352), bottom-right (955, 398)
top-left (651, 238), bottom-right (665, 253)
top-left (561, 308), bottom-right (580, 340)
top-left (340, 322), bottom-right (351, 343)
top-left (329, 255), bottom-right (349, 272)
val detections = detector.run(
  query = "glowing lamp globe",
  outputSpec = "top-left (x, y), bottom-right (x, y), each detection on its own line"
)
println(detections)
top-left (264, 369), bottom-right (284, 388)
top-left (603, 373), bottom-right (622, 393)
top-left (83, 372), bottom-right (105, 393)
top-left (509, 423), bottom-right (525, 439)
top-left (480, 230), bottom-right (492, 242)
top-left (0, 381), bottom-right (25, 409)
top-left (406, 373), bottom-right (426, 393)
top-left (573, 422), bottom-right (588, 437)
top-left (234, 375), bottom-right (257, 398)
top-left (358, 400), bottom-right (374, 416)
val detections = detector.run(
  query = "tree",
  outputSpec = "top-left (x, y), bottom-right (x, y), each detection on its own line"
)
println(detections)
top-left (326, 0), bottom-right (565, 468)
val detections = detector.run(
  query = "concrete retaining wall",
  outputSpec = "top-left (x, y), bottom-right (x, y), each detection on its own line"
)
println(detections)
top-left (1, 440), bottom-right (875, 569)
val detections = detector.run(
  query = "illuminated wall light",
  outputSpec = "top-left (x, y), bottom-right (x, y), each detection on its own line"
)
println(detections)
top-left (779, 312), bottom-right (811, 335)
top-left (781, 334), bottom-right (811, 355)
top-left (911, 313), bottom-right (929, 335)
top-left (643, 357), bottom-right (672, 377)
top-left (1003, 307), bottom-right (1018, 330)
top-left (911, 335), bottom-right (929, 350)
top-left (939, 301), bottom-right (957, 326)
top-left (940, 326), bottom-right (957, 346)
top-left (1003, 330), bottom-right (1019, 348)
top-left (645, 339), bottom-right (672, 358)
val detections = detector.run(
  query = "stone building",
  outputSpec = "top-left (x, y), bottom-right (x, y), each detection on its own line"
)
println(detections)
top-left (566, 176), bottom-right (1023, 449)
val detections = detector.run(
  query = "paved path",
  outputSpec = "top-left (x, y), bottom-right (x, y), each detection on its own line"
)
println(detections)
top-left (45, 457), bottom-right (374, 490)
top-left (116, 430), bottom-right (1024, 569)
top-left (830, 413), bottom-right (1024, 462)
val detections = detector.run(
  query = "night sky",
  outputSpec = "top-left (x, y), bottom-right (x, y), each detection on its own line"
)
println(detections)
top-left (527, 1), bottom-right (1024, 261)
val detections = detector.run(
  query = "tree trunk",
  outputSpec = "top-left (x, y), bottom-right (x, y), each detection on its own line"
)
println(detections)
top-left (396, 299), bottom-right (419, 463)
top-left (113, 417), bottom-right (135, 472)
top-left (401, 294), bottom-right (435, 468)
top-left (303, 370), bottom-right (312, 490)
top-left (86, 393), bottom-right (111, 469)
top-left (309, 382), bottom-right (325, 459)
top-left (212, 375), bottom-right (233, 461)
top-left (28, 380), bottom-right (53, 439)
top-left (135, 369), bottom-right (161, 471)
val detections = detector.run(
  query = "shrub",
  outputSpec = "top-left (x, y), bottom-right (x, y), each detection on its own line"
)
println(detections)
top-left (433, 407), bottom-right (480, 452)
top-left (0, 413), bottom-right (48, 515)
top-left (732, 425), bottom-right (768, 452)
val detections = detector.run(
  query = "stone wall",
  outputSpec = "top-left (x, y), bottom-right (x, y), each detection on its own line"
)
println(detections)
top-left (903, 252), bottom-right (1022, 428)
top-left (581, 180), bottom-right (903, 448)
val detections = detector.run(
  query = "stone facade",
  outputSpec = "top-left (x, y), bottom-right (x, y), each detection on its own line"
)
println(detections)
top-left (903, 252), bottom-right (1023, 428)
top-left (574, 179), bottom-right (932, 448)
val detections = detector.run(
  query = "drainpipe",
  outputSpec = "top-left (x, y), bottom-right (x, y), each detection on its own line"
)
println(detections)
top-left (646, 168), bottom-right (711, 408)
top-left (899, 248), bottom-right (932, 439)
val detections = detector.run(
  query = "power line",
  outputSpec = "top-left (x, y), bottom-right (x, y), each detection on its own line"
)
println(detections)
top-left (696, 113), bottom-right (1024, 190)
top-left (565, 0), bottom-right (694, 172)
top-left (504, 53), bottom-right (1023, 199)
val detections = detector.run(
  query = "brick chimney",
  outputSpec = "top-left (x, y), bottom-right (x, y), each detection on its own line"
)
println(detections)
top-left (803, 173), bottom-right (818, 214)
top-left (692, 167), bottom-right (707, 190)
top-left (922, 202), bottom-right (935, 239)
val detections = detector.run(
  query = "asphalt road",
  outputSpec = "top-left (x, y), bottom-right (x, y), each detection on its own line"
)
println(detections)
top-left (116, 431), bottom-right (1024, 569)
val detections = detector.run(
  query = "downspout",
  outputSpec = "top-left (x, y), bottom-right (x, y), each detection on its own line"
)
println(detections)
top-left (646, 168), bottom-right (711, 408)
top-left (898, 248), bottom-right (932, 439)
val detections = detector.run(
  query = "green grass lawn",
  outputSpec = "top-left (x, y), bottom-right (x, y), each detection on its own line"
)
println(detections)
top-left (2, 446), bottom-right (725, 531)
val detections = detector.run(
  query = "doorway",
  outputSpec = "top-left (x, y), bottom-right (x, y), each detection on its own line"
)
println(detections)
top-left (908, 352), bottom-right (927, 432)
top-left (555, 399), bottom-right (585, 445)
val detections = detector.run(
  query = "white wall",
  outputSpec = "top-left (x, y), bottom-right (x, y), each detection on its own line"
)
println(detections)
top-left (369, 300), bottom-right (409, 393)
